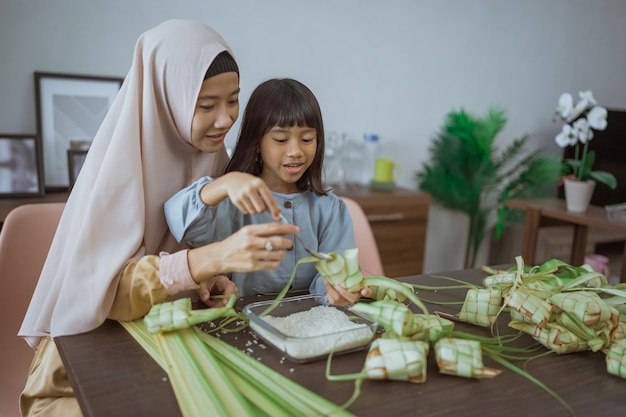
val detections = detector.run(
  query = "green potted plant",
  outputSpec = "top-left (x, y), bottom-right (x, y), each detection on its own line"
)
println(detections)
top-left (552, 90), bottom-right (617, 212)
top-left (415, 107), bottom-right (561, 268)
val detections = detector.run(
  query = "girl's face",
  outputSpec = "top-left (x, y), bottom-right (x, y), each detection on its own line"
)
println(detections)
top-left (259, 125), bottom-right (317, 194)
top-left (190, 72), bottom-right (240, 153)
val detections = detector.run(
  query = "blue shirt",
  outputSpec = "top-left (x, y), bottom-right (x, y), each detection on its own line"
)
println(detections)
top-left (164, 176), bottom-right (356, 297)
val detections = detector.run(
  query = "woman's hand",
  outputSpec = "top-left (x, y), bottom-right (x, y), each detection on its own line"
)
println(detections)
top-left (202, 172), bottom-right (282, 220)
top-left (323, 280), bottom-right (372, 306)
top-left (188, 222), bottom-right (299, 282)
top-left (197, 275), bottom-right (238, 307)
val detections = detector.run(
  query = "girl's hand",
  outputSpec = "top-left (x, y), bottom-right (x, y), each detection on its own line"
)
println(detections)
top-left (203, 172), bottom-right (282, 220)
top-left (323, 281), bottom-right (372, 306)
top-left (197, 275), bottom-right (239, 307)
top-left (188, 222), bottom-right (299, 282)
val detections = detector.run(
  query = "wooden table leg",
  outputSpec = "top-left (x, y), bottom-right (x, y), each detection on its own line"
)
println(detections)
top-left (571, 225), bottom-right (588, 266)
top-left (521, 208), bottom-right (540, 264)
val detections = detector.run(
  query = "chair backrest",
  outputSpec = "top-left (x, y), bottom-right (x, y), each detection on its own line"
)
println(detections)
top-left (340, 197), bottom-right (385, 277)
top-left (0, 202), bottom-right (64, 417)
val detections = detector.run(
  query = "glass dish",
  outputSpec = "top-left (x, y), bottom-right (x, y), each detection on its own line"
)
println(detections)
top-left (243, 294), bottom-right (377, 363)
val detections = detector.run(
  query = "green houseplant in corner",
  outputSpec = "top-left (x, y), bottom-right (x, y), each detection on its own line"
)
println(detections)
top-left (415, 107), bottom-right (561, 268)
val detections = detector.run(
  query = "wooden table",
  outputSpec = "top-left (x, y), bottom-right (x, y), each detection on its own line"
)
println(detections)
top-left (507, 198), bottom-right (626, 282)
top-left (55, 267), bottom-right (626, 417)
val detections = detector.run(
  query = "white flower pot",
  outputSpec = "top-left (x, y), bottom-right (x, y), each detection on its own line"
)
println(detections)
top-left (564, 179), bottom-right (596, 213)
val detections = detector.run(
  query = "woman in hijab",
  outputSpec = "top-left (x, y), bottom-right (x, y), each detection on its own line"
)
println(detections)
top-left (18, 19), bottom-right (297, 417)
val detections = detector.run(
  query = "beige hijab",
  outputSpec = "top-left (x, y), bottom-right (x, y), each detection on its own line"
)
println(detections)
top-left (19, 20), bottom-right (232, 348)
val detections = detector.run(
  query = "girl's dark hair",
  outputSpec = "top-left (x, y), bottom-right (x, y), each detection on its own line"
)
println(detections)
top-left (224, 78), bottom-right (326, 195)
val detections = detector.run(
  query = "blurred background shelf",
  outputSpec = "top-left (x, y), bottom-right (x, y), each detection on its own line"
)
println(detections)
top-left (334, 184), bottom-right (430, 277)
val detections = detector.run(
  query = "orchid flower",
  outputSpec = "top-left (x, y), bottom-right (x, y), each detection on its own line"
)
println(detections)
top-left (552, 90), bottom-right (616, 189)
top-left (556, 93), bottom-right (573, 120)
top-left (572, 118), bottom-right (593, 144)
top-left (579, 90), bottom-right (597, 106)
top-left (555, 124), bottom-right (577, 148)
top-left (587, 106), bottom-right (608, 130)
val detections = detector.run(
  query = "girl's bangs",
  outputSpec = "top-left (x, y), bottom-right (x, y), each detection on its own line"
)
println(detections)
top-left (266, 96), bottom-right (317, 129)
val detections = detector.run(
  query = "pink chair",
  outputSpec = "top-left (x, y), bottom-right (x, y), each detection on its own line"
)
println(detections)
top-left (0, 203), bottom-right (65, 417)
top-left (340, 197), bottom-right (385, 277)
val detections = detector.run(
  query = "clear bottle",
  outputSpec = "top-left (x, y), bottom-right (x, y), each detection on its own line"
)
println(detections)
top-left (361, 133), bottom-right (379, 186)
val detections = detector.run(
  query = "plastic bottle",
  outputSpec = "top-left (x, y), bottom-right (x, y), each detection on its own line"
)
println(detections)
top-left (361, 133), bottom-right (379, 186)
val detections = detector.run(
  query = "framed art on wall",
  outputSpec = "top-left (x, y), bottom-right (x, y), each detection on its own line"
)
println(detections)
top-left (34, 72), bottom-right (123, 190)
top-left (0, 134), bottom-right (44, 197)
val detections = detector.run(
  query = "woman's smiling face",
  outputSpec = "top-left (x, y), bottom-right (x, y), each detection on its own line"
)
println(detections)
top-left (190, 72), bottom-right (240, 153)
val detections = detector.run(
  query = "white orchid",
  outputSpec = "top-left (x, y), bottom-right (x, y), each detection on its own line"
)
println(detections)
top-left (556, 93), bottom-right (574, 120)
top-left (555, 124), bottom-right (577, 148)
top-left (579, 90), bottom-right (597, 106)
top-left (572, 118), bottom-right (593, 144)
top-left (552, 90), bottom-right (616, 189)
top-left (587, 106), bottom-right (608, 130)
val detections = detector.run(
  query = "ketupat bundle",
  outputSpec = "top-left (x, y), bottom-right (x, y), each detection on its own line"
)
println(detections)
top-left (315, 248), bottom-right (429, 314)
top-left (606, 339), bottom-right (626, 378)
top-left (505, 288), bottom-right (552, 328)
top-left (454, 255), bottom-right (626, 377)
top-left (434, 337), bottom-right (501, 379)
top-left (127, 248), bottom-right (623, 417)
top-left (365, 338), bottom-right (429, 383)
top-left (350, 300), bottom-right (421, 338)
top-left (143, 296), bottom-right (238, 333)
top-left (458, 288), bottom-right (502, 327)
top-left (316, 249), bottom-right (531, 387)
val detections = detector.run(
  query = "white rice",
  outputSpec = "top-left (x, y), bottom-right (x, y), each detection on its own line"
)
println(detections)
top-left (250, 305), bottom-right (374, 360)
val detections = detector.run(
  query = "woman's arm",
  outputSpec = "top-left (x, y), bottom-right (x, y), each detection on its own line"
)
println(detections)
top-left (108, 250), bottom-right (242, 321)
top-left (187, 222), bottom-right (298, 282)
top-left (108, 255), bottom-right (169, 321)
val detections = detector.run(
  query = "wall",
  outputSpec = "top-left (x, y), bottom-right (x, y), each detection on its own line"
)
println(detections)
top-left (1, 0), bottom-right (626, 272)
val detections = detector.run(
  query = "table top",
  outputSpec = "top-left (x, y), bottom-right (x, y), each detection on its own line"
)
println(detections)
top-left (507, 197), bottom-right (626, 233)
top-left (56, 267), bottom-right (626, 417)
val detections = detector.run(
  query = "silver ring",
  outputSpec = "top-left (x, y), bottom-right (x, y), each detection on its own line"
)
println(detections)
top-left (265, 239), bottom-right (273, 251)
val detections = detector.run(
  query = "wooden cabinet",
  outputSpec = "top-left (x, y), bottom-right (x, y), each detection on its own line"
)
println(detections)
top-left (335, 185), bottom-right (430, 277)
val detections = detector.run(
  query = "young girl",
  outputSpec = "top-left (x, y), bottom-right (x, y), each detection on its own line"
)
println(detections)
top-left (165, 78), bottom-right (367, 305)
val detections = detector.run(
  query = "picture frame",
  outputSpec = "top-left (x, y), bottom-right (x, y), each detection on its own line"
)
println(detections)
top-left (0, 134), bottom-right (44, 197)
top-left (67, 149), bottom-right (89, 192)
top-left (34, 71), bottom-right (123, 191)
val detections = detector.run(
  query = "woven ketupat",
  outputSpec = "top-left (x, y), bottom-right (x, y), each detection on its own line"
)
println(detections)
top-left (548, 291), bottom-right (616, 327)
top-left (458, 288), bottom-right (502, 327)
top-left (606, 339), bottom-right (626, 378)
top-left (434, 337), bottom-right (500, 379)
top-left (504, 288), bottom-right (552, 328)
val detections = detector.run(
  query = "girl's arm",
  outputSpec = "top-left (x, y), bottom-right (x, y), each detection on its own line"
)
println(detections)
top-left (201, 172), bottom-right (282, 219)
top-left (165, 173), bottom-right (283, 245)
top-left (165, 176), bottom-right (217, 243)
